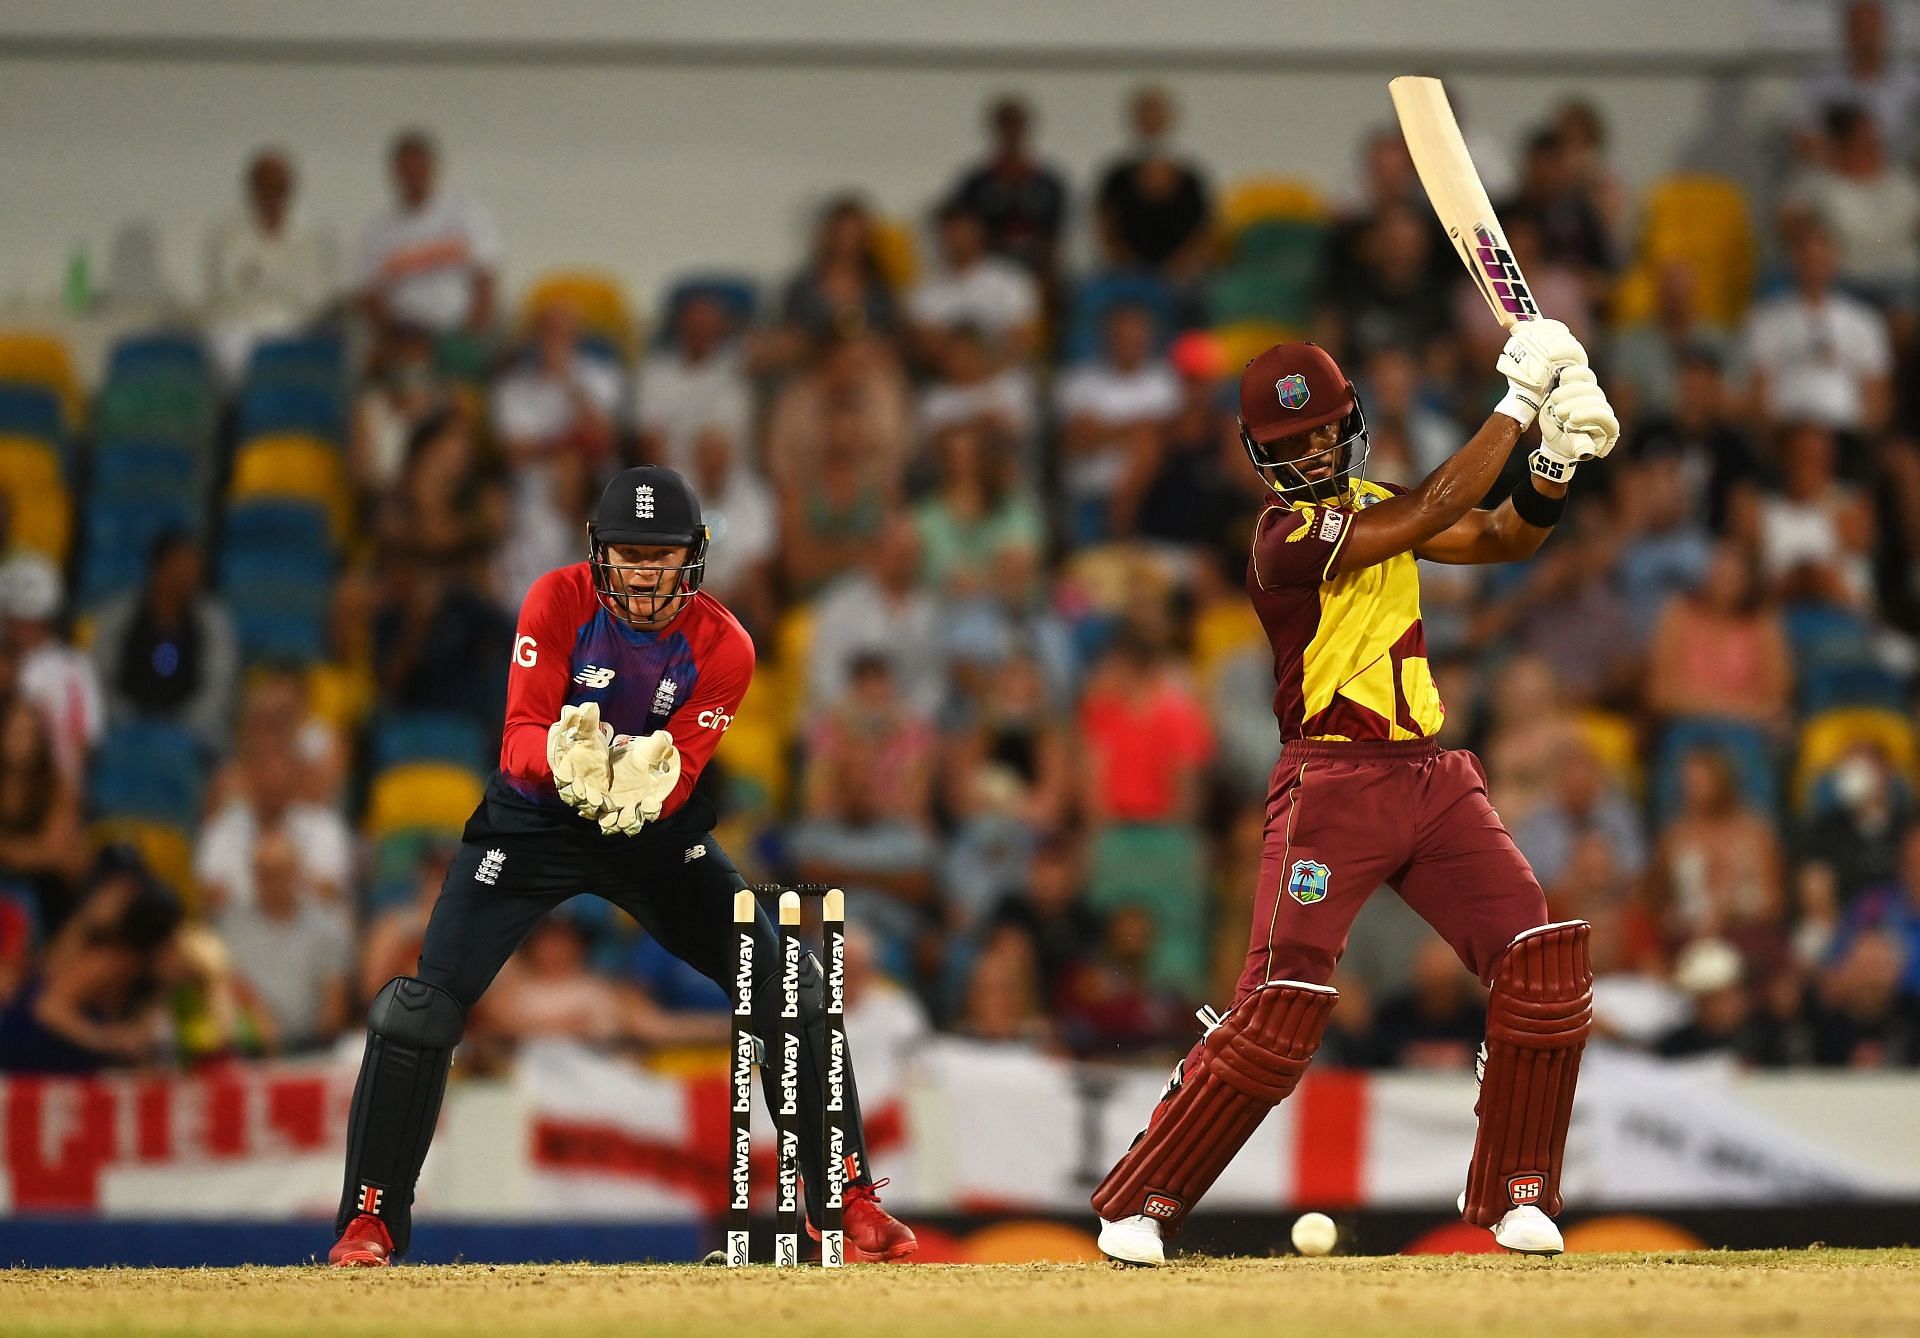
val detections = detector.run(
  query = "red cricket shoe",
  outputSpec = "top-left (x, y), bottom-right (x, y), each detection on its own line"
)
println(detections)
top-left (328, 1214), bottom-right (394, 1267)
top-left (842, 1180), bottom-right (917, 1262)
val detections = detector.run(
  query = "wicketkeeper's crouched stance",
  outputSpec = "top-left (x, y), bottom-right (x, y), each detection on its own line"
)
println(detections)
top-left (1093, 325), bottom-right (1619, 1264)
top-left (329, 467), bottom-right (915, 1266)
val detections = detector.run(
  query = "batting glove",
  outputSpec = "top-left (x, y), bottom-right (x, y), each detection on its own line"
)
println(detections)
top-left (1494, 317), bottom-right (1588, 428)
top-left (598, 730), bottom-right (681, 836)
top-left (547, 702), bottom-right (613, 818)
top-left (1529, 366), bottom-right (1620, 484)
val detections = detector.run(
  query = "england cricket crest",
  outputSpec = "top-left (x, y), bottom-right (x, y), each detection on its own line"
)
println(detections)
top-left (1275, 373), bottom-right (1311, 410)
top-left (1288, 858), bottom-right (1331, 906)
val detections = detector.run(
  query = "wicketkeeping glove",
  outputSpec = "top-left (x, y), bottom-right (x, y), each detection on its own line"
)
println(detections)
top-left (597, 730), bottom-right (681, 836)
top-left (1529, 365), bottom-right (1620, 484)
top-left (1494, 317), bottom-right (1588, 428)
top-left (547, 702), bottom-right (613, 818)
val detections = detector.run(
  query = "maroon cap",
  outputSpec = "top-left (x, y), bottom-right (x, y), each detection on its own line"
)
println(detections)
top-left (1238, 343), bottom-right (1354, 446)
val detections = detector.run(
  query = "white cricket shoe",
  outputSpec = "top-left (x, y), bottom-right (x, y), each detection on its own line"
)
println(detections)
top-left (1097, 1214), bottom-right (1165, 1266)
top-left (1456, 1191), bottom-right (1564, 1256)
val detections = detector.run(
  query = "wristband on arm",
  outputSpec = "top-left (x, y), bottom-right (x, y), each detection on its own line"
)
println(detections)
top-left (1510, 475), bottom-right (1569, 529)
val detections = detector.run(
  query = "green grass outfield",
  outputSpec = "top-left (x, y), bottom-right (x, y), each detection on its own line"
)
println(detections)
top-left (4, 1250), bottom-right (1916, 1337)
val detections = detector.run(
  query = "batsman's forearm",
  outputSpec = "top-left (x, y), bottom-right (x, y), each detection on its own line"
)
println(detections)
top-left (1410, 413), bottom-right (1523, 533)
top-left (1490, 475), bottom-right (1569, 556)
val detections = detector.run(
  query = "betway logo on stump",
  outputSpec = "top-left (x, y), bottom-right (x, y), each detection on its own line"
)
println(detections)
top-left (733, 935), bottom-right (754, 1017)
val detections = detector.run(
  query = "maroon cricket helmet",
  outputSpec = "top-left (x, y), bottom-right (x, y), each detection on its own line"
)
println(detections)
top-left (1237, 342), bottom-right (1370, 502)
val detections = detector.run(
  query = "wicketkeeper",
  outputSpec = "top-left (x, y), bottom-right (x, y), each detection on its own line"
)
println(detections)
top-left (330, 466), bottom-right (916, 1265)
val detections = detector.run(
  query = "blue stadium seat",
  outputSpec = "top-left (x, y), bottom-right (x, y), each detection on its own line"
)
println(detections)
top-left (78, 494), bottom-right (200, 607)
top-left (1064, 271), bottom-right (1179, 363)
top-left (1801, 661), bottom-right (1911, 714)
top-left (107, 330), bottom-right (211, 387)
top-left (0, 384), bottom-right (65, 450)
top-left (221, 498), bottom-right (333, 558)
top-left (245, 332), bottom-right (348, 389)
top-left (238, 382), bottom-right (347, 444)
top-left (91, 720), bottom-right (204, 828)
top-left (1783, 601), bottom-right (1874, 669)
top-left (1652, 717), bottom-right (1780, 821)
top-left (371, 711), bottom-right (492, 775)
top-left (657, 273), bottom-right (759, 344)
top-left (90, 440), bottom-right (204, 508)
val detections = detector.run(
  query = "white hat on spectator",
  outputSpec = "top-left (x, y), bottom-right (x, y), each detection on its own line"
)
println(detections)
top-left (1673, 938), bottom-right (1743, 996)
top-left (0, 551), bottom-right (63, 622)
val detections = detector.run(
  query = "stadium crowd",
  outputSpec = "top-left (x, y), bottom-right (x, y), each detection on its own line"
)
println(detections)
top-left (4, 8), bottom-right (1920, 1078)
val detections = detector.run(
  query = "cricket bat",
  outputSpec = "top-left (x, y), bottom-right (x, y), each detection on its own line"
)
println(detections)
top-left (1390, 75), bottom-right (1540, 330)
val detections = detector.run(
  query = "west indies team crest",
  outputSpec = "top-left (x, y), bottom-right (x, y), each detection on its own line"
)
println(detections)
top-left (1288, 858), bottom-right (1331, 905)
top-left (1275, 373), bottom-right (1311, 410)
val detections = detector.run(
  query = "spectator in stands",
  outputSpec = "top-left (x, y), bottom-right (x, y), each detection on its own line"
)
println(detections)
top-left (1509, 126), bottom-right (1614, 295)
top-left (1646, 543), bottom-right (1792, 728)
top-left (633, 290), bottom-right (753, 475)
top-left (349, 322), bottom-right (457, 500)
top-left (1551, 98), bottom-right (1629, 243)
top-left (778, 399), bottom-right (899, 599)
top-left (915, 326), bottom-right (1037, 464)
top-left (765, 328), bottom-right (912, 494)
top-left (1800, 742), bottom-right (1912, 914)
top-left (195, 734), bottom-right (354, 916)
top-left (0, 552), bottom-right (101, 780)
top-left (1652, 748), bottom-right (1786, 966)
top-left (913, 424), bottom-right (1045, 595)
top-left (371, 545), bottom-right (513, 724)
top-left (1830, 825), bottom-right (1920, 994)
top-left (1368, 939), bottom-right (1485, 1070)
top-left (791, 682), bottom-right (940, 970)
top-left (772, 195), bottom-right (898, 365)
top-left (1322, 128), bottom-right (1444, 306)
top-left (1479, 511), bottom-right (1639, 706)
top-left (936, 543), bottom-right (1077, 711)
top-left (807, 518), bottom-right (941, 716)
top-left (1056, 903), bottom-right (1188, 1057)
top-left (1612, 458), bottom-right (1717, 639)
top-left (356, 129), bottom-right (500, 337)
top-left (983, 834), bottom-right (1101, 994)
top-left (89, 532), bottom-right (238, 751)
top-left (1609, 266), bottom-right (1738, 423)
top-left (954, 924), bottom-right (1051, 1043)
top-left (1078, 632), bottom-right (1212, 828)
top-left (1323, 200), bottom-right (1458, 365)
top-left (1122, 331), bottom-right (1261, 548)
top-left (908, 198), bottom-right (1040, 365)
top-left (1654, 937), bottom-right (1779, 1063)
top-left (1810, 927), bottom-right (1918, 1066)
top-left (1483, 656), bottom-right (1577, 828)
top-left (491, 301), bottom-right (621, 606)
top-left (1798, 0), bottom-right (1920, 164)
top-left (1790, 106), bottom-right (1920, 317)
top-left (211, 667), bottom-right (347, 811)
top-left (204, 147), bottom-right (337, 384)
top-left (1451, 210), bottom-right (1592, 369)
top-left (688, 426), bottom-right (777, 630)
top-left (359, 842), bottom-right (452, 1005)
top-left (0, 695), bottom-right (87, 929)
top-left (379, 408), bottom-right (507, 572)
top-left (1745, 219), bottom-right (1893, 437)
top-left (1512, 736), bottom-right (1647, 892)
top-left (950, 94), bottom-right (1068, 282)
top-left (1056, 302), bottom-right (1179, 542)
top-left (477, 915), bottom-right (622, 1045)
top-left (219, 825), bottom-right (352, 1054)
top-left (1620, 348), bottom-right (1761, 536)
top-left (1095, 87), bottom-right (1212, 280)
top-left (1742, 421), bottom-right (1875, 611)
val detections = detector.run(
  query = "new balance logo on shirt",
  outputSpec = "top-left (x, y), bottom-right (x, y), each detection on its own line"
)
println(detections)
top-left (573, 665), bottom-right (616, 689)
top-left (652, 678), bottom-right (678, 716)
top-left (475, 849), bottom-right (506, 885)
top-left (684, 844), bottom-right (707, 863)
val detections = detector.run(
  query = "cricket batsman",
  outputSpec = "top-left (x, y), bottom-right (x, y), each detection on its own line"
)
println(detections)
top-left (1092, 323), bottom-right (1618, 1262)
top-left (329, 466), bottom-right (916, 1265)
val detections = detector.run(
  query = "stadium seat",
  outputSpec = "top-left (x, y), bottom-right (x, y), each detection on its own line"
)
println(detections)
top-left (1064, 272), bottom-right (1179, 363)
top-left (0, 435), bottom-right (73, 561)
top-left (0, 330), bottom-right (83, 425)
top-left (1219, 176), bottom-right (1328, 237)
top-left (238, 381), bottom-right (347, 443)
top-left (366, 828), bottom-right (447, 912)
top-left (1652, 717), bottom-right (1778, 821)
top-left (77, 493), bottom-right (200, 607)
top-left (656, 272), bottom-right (759, 346)
top-left (870, 217), bottom-right (920, 293)
top-left (1611, 174), bottom-right (1755, 328)
top-left (1088, 822), bottom-right (1209, 995)
top-left (1793, 707), bottom-right (1920, 810)
top-left (0, 384), bottom-right (66, 453)
top-left (434, 331), bottom-right (497, 384)
top-left (219, 543), bottom-right (334, 665)
top-left (371, 710), bottom-right (492, 775)
top-left (90, 437), bottom-right (204, 507)
top-left (366, 762), bottom-right (485, 841)
top-left (222, 497), bottom-right (333, 558)
top-left (1206, 258), bottom-right (1320, 335)
top-left (522, 270), bottom-right (637, 356)
top-left (246, 332), bottom-right (348, 389)
top-left (1575, 710), bottom-right (1645, 797)
top-left (90, 817), bottom-right (196, 907)
top-left (106, 330), bottom-right (211, 386)
top-left (1800, 660), bottom-right (1911, 715)
top-left (91, 721), bottom-right (204, 829)
top-left (93, 373), bottom-right (218, 445)
top-left (1211, 321), bottom-right (1296, 370)
top-left (229, 433), bottom-right (351, 544)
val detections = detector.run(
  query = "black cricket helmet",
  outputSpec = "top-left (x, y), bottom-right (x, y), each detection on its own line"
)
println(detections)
top-left (587, 466), bottom-right (709, 625)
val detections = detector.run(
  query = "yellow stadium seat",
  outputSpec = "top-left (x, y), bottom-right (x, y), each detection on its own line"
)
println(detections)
top-left (0, 329), bottom-right (84, 426)
top-left (306, 660), bottom-right (375, 735)
top-left (520, 270), bottom-right (637, 358)
top-left (0, 434), bottom-right (72, 561)
top-left (870, 217), bottom-right (921, 293)
top-left (1611, 174), bottom-right (1755, 328)
top-left (367, 762), bottom-right (485, 840)
top-left (717, 677), bottom-right (789, 816)
top-left (1193, 596), bottom-right (1265, 693)
top-left (1794, 706), bottom-right (1919, 808)
top-left (1212, 321), bottom-right (1298, 368)
top-left (1220, 176), bottom-right (1328, 237)
top-left (92, 818), bottom-right (196, 910)
top-left (1575, 710), bottom-right (1644, 798)
top-left (229, 432), bottom-right (351, 545)
top-left (769, 602), bottom-right (816, 738)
